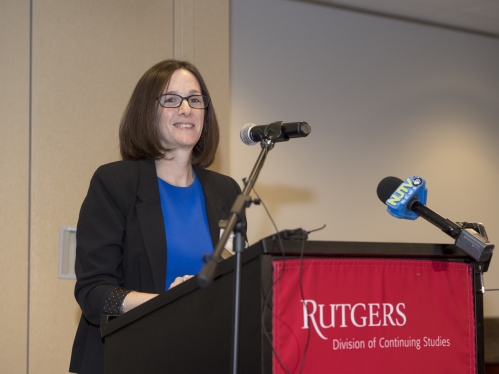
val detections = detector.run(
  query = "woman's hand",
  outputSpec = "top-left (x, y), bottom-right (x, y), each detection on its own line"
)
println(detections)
top-left (122, 292), bottom-right (158, 313)
top-left (168, 275), bottom-right (194, 290)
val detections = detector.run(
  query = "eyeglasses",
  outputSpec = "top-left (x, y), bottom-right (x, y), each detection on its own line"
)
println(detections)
top-left (157, 94), bottom-right (210, 109)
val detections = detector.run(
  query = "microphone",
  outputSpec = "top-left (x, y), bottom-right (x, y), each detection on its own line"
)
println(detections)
top-left (377, 176), bottom-right (494, 262)
top-left (240, 121), bottom-right (311, 145)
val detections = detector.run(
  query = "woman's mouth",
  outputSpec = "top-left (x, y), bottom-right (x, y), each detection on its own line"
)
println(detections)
top-left (174, 123), bottom-right (195, 128)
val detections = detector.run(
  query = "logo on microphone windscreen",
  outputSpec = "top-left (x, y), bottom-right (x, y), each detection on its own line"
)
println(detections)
top-left (385, 176), bottom-right (427, 220)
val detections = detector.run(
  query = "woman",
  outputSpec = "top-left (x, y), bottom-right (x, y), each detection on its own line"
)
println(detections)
top-left (69, 59), bottom-right (242, 373)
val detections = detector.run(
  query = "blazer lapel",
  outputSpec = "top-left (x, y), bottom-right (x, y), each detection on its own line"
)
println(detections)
top-left (194, 166), bottom-right (227, 247)
top-left (136, 160), bottom-right (167, 293)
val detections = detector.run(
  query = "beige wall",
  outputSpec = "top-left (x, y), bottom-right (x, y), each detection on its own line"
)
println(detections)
top-left (0, 0), bottom-right (230, 372)
top-left (230, 0), bottom-right (499, 316)
top-left (0, 0), bottom-right (30, 372)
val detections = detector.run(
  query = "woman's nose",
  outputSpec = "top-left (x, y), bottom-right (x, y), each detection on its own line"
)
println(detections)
top-left (177, 98), bottom-right (192, 115)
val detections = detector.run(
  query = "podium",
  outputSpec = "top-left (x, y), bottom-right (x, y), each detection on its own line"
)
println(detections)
top-left (100, 237), bottom-right (487, 373)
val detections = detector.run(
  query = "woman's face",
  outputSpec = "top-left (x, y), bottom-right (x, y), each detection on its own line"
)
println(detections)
top-left (157, 69), bottom-right (205, 153)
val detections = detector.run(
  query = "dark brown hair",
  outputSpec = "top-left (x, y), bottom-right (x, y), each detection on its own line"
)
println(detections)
top-left (119, 59), bottom-right (219, 168)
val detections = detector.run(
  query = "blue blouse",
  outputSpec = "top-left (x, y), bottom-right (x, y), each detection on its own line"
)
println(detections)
top-left (158, 173), bottom-right (214, 290)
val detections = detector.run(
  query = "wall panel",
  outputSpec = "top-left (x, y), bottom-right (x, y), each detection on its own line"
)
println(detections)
top-left (29, 1), bottom-right (174, 372)
top-left (0, 0), bottom-right (30, 372)
top-left (173, 0), bottom-right (231, 174)
top-left (194, 0), bottom-right (231, 174)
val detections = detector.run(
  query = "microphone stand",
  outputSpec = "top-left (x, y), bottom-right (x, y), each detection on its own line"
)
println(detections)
top-left (198, 125), bottom-right (281, 374)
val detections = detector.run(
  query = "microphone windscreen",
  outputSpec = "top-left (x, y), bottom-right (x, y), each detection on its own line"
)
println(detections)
top-left (377, 176), bottom-right (403, 204)
top-left (240, 123), bottom-right (257, 145)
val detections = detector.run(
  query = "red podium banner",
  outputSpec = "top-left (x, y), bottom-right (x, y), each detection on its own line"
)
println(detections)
top-left (272, 258), bottom-right (476, 374)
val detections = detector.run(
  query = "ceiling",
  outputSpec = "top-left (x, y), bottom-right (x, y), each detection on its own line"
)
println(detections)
top-left (300, 0), bottom-right (499, 38)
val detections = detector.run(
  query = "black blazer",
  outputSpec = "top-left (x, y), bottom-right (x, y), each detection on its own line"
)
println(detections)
top-left (69, 160), bottom-right (242, 374)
